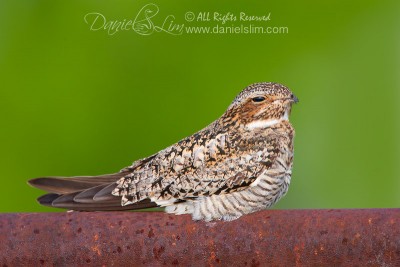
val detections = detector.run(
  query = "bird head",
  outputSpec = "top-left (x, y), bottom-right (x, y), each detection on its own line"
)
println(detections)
top-left (222, 82), bottom-right (298, 130)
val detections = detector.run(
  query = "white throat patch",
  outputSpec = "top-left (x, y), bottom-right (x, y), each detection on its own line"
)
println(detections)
top-left (245, 119), bottom-right (280, 130)
top-left (245, 110), bottom-right (289, 130)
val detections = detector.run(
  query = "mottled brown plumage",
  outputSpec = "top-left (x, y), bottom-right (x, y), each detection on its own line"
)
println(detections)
top-left (29, 82), bottom-right (298, 221)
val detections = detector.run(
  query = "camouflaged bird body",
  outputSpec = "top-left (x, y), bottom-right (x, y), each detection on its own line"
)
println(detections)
top-left (29, 82), bottom-right (298, 221)
top-left (113, 119), bottom-right (294, 221)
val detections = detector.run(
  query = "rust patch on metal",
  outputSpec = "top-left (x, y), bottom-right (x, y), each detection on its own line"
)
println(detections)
top-left (0, 209), bottom-right (399, 266)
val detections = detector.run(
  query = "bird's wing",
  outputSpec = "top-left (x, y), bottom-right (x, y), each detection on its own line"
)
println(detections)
top-left (113, 129), bottom-right (280, 206)
top-left (28, 155), bottom-right (159, 211)
top-left (166, 147), bottom-right (273, 199)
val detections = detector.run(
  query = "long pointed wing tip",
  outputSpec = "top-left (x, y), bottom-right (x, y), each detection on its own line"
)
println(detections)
top-left (27, 177), bottom-right (43, 188)
top-left (27, 177), bottom-right (56, 191)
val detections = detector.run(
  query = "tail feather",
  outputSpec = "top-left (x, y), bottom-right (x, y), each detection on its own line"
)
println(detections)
top-left (93, 183), bottom-right (117, 201)
top-left (29, 172), bottom-right (158, 211)
top-left (38, 192), bottom-right (156, 211)
top-left (73, 184), bottom-right (112, 203)
top-left (37, 193), bottom-right (60, 207)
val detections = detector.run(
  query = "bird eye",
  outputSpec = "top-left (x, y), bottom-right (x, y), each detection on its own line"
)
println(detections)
top-left (252, 96), bottom-right (266, 103)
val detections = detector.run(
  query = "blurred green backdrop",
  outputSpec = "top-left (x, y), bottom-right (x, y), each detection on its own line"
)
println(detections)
top-left (0, 0), bottom-right (399, 212)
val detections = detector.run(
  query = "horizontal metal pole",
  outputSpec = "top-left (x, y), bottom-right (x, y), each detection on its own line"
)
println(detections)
top-left (0, 209), bottom-right (399, 266)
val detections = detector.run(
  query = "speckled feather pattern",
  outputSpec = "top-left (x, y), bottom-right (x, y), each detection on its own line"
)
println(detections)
top-left (30, 82), bottom-right (297, 221)
top-left (111, 82), bottom-right (297, 221)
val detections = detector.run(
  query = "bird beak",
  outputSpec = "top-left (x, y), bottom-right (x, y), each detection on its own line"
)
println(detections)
top-left (292, 94), bottom-right (299, 104)
top-left (284, 95), bottom-right (299, 104)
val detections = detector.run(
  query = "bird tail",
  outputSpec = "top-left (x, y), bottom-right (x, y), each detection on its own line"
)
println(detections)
top-left (28, 172), bottom-right (157, 211)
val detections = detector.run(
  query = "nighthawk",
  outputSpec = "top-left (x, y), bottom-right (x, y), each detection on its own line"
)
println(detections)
top-left (29, 82), bottom-right (298, 221)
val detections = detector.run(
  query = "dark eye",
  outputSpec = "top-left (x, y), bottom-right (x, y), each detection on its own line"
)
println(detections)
top-left (252, 96), bottom-right (266, 103)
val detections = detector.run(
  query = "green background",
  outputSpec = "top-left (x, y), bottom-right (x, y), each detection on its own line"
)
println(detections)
top-left (0, 1), bottom-right (399, 212)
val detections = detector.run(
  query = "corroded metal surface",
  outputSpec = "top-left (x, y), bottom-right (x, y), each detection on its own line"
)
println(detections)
top-left (0, 209), bottom-right (399, 266)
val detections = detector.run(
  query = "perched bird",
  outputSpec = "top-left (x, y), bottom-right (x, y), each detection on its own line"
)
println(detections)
top-left (29, 82), bottom-right (298, 221)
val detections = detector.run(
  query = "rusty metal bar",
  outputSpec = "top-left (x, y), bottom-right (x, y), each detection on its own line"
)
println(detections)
top-left (0, 209), bottom-right (399, 266)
